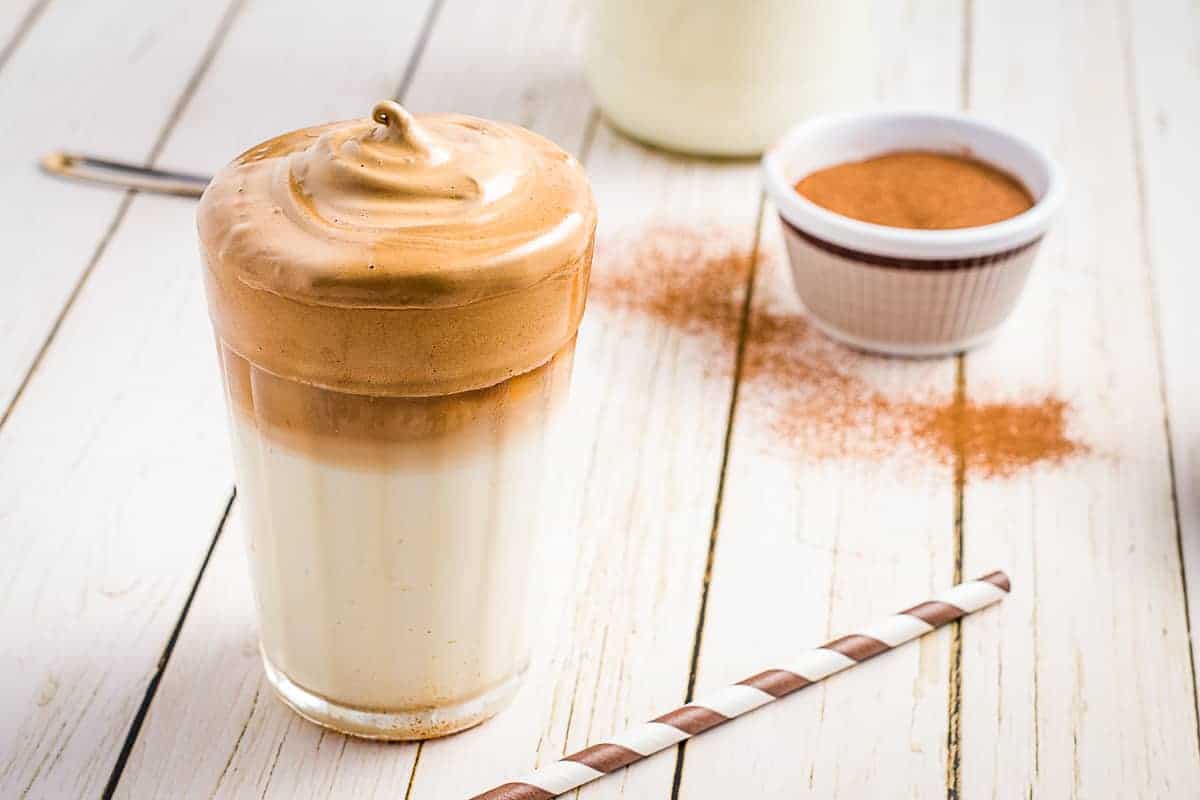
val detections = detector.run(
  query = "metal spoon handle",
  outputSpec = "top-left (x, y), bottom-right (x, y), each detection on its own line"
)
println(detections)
top-left (40, 151), bottom-right (211, 198)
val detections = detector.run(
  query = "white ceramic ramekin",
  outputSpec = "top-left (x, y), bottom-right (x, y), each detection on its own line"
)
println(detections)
top-left (762, 110), bottom-right (1064, 356)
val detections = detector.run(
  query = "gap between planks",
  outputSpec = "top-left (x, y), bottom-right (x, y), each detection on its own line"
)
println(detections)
top-left (945, 354), bottom-right (967, 800)
top-left (946, 4), bottom-right (974, 795)
top-left (668, 193), bottom-right (768, 800)
top-left (101, 490), bottom-right (236, 800)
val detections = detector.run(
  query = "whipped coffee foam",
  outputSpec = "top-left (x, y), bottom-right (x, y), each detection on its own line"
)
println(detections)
top-left (199, 101), bottom-right (596, 396)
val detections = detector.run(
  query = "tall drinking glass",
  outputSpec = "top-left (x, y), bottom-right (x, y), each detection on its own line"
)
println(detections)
top-left (198, 102), bottom-right (596, 739)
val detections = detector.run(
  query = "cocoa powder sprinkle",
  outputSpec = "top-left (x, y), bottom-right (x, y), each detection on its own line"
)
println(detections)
top-left (906, 398), bottom-right (1085, 478)
top-left (590, 225), bottom-right (1087, 478)
top-left (589, 223), bottom-right (750, 339)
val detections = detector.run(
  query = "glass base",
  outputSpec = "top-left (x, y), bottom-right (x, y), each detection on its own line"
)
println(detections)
top-left (262, 652), bottom-right (526, 741)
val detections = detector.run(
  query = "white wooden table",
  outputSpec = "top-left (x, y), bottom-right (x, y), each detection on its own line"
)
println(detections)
top-left (3, 1), bottom-right (1198, 797)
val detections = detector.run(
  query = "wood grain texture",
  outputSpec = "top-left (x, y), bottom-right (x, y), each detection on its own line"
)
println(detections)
top-left (3, 0), bottom-right (1199, 797)
top-left (0, 1), bottom-right (436, 798)
top-left (958, 0), bottom-right (1200, 796)
top-left (0, 0), bottom-right (236, 417)
top-left (1126, 0), bottom-right (1200, 723)
top-left (675, 3), bottom-right (966, 797)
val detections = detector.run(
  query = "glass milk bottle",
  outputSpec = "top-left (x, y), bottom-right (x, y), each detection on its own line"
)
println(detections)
top-left (585, 0), bottom-right (874, 156)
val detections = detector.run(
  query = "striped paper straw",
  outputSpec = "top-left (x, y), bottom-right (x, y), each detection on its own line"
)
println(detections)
top-left (471, 571), bottom-right (1010, 800)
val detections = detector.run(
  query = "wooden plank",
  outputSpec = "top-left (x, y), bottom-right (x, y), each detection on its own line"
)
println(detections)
top-left (1126, 0), bottom-right (1200, 711)
top-left (0, 1), bottom-right (436, 797)
top-left (153, 1), bottom-right (435, 176)
top-left (414, 139), bottom-right (758, 800)
top-left (675, 3), bottom-right (966, 797)
top-left (958, 0), bottom-right (1200, 796)
top-left (361, 2), bottom-right (604, 789)
top-left (0, 0), bottom-right (236, 417)
top-left (401, 6), bottom-right (762, 800)
top-left (402, 0), bottom-right (594, 154)
top-left (123, 0), bottom-right (755, 796)
top-left (0, 2), bottom-right (239, 795)
top-left (0, 192), bottom-right (235, 800)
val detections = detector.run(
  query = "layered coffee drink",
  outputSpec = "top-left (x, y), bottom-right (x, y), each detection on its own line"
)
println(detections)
top-left (198, 102), bottom-right (596, 739)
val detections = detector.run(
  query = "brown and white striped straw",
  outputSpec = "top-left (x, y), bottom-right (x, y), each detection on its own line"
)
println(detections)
top-left (470, 571), bottom-right (1010, 800)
